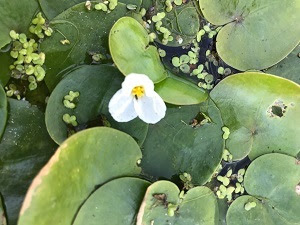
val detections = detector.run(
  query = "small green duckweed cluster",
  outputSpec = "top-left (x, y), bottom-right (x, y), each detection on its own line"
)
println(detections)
top-left (62, 91), bottom-right (80, 127)
top-left (222, 126), bottom-right (230, 140)
top-left (222, 149), bottom-right (233, 162)
top-left (216, 168), bottom-right (246, 201)
top-left (244, 201), bottom-right (257, 211)
top-left (179, 172), bottom-right (194, 190)
top-left (6, 12), bottom-right (50, 98)
top-left (152, 12), bottom-right (174, 45)
top-left (95, 0), bottom-right (118, 12)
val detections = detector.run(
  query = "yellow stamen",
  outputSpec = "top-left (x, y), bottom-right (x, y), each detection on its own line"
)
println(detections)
top-left (131, 86), bottom-right (145, 98)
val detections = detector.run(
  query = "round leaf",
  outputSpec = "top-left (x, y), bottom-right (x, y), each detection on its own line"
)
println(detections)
top-left (18, 127), bottom-right (142, 225)
top-left (0, 84), bottom-right (7, 139)
top-left (141, 100), bottom-right (224, 185)
top-left (109, 16), bottom-right (168, 83)
top-left (0, 99), bottom-right (57, 225)
top-left (45, 65), bottom-right (148, 145)
top-left (42, 2), bottom-right (129, 90)
top-left (73, 177), bottom-right (150, 225)
top-left (227, 153), bottom-right (300, 225)
top-left (137, 180), bottom-right (219, 225)
top-left (199, 0), bottom-right (300, 71)
top-left (265, 45), bottom-right (300, 84)
top-left (210, 72), bottom-right (300, 160)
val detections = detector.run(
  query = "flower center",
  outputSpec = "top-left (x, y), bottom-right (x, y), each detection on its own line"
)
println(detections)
top-left (131, 86), bottom-right (145, 98)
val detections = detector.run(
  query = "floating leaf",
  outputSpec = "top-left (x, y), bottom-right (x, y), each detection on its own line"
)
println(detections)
top-left (42, 2), bottom-right (129, 90)
top-left (227, 153), bottom-right (300, 225)
top-left (0, 0), bottom-right (38, 48)
top-left (141, 100), bottom-right (224, 185)
top-left (154, 72), bottom-right (208, 105)
top-left (265, 45), bottom-right (300, 84)
top-left (73, 177), bottom-right (150, 225)
top-left (199, 0), bottom-right (300, 71)
top-left (45, 65), bottom-right (148, 145)
top-left (109, 16), bottom-right (167, 83)
top-left (0, 99), bottom-right (57, 225)
top-left (210, 72), bottom-right (300, 160)
top-left (0, 84), bottom-right (7, 139)
top-left (18, 127), bottom-right (142, 225)
top-left (39, 0), bottom-right (142, 19)
top-left (136, 180), bottom-right (219, 225)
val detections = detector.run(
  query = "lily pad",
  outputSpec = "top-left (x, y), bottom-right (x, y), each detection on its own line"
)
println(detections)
top-left (199, 0), bottom-right (300, 71)
top-left (0, 0), bottom-right (38, 48)
top-left (39, 0), bottom-right (142, 20)
top-left (42, 2), bottom-right (129, 90)
top-left (0, 99), bottom-right (57, 225)
top-left (136, 180), bottom-right (219, 225)
top-left (210, 72), bottom-right (300, 160)
top-left (265, 45), bottom-right (300, 84)
top-left (18, 127), bottom-right (142, 225)
top-left (0, 84), bottom-right (7, 139)
top-left (226, 153), bottom-right (300, 225)
top-left (45, 65), bottom-right (148, 145)
top-left (141, 99), bottom-right (224, 185)
top-left (109, 16), bottom-right (168, 83)
top-left (154, 72), bottom-right (208, 105)
top-left (0, 194), bottom-right (7, 225)
top-left (73, 177), bottom-right (150, 225)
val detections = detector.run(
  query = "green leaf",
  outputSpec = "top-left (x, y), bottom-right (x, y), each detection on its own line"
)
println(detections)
top-left (0, 194), bottom-right (7, 225)
top-left (109, 16), bottom-right (168, 83)
top-left (136, 181), bottom-right (219, 225)
top-left (0, 0), bottom-right (39, 48)
top-left (265, 45), bottom-right (300, 84)
top-left (210, 72), bottom-right (300, 160)
top-left (199, 0), bottom-right (300, 71)
top-left (0, 84), bottom-right (7, 139)
top-left (141, 100), bottom-right (224, 185)
top-left (42, 2), bottom-right (129, 90)
top-left (39, 0), bottom-right (142, 20)
top-left (73, 177), bottom-right (150, 225)
top-left (45, 65), bottom-right (148, 145)
top-left (0, 52), bottom-right (12, 87)
top-left (154, 73), bottom-right (208, 105)
top-left (0, 99), bottom-right (57, 225)
top-left (18, 127), bottom-right (142, 225)
top-left (226, 153), bottom-right (300, 225)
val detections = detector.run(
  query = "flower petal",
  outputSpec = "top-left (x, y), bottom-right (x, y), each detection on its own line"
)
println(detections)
top-left (122, 73), bottom-right (154, 96)
top-left (108, 89), bottom-right (137, 122)
top-left (134, 92), bottom-right (166, 124)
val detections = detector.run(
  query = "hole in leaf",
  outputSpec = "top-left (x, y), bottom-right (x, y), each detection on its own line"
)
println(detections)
top-left (271, 105), bottom-right (284, 117)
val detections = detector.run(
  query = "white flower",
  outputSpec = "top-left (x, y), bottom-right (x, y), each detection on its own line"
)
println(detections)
top-left (109, 73), bottom-right (166, 124)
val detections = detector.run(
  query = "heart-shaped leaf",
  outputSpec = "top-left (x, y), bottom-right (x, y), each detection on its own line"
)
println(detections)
top-left (210, 72), bottom-right (300, 160)
top-left (226, 153), bottom-right (300, 225)
top-left (199, 0), bottom-right (300, 71)
top-left (0, 99), bottom-right (57, 225)
top-left (73, 177), bottom-right (150, 225)
top-left (45, 65), bottom-right (148, 145)
top-left (137, 180), bottom-right (219, 225)
top-left (109, 16), bottom-right (168, 83)
top-left (18, 127), bottom-right (142, 225)
top-left (141, 100), bottom-right (224, 185)
top-left (265, 45), bottom-right (300, 84)
top-left (42, 2), bottom-right (129, 90)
